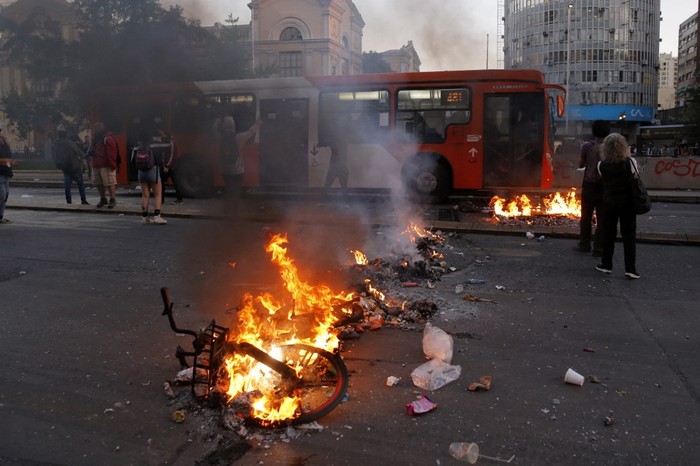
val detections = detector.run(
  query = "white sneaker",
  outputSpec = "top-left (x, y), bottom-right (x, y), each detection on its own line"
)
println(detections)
top-left (152, 215), bottom-right (168, 225)
top-left (142, 216), bottom-right (153, 225)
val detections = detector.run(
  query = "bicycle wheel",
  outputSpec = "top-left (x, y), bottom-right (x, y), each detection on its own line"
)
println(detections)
top-left (280, 344), bottom-right (349, 425)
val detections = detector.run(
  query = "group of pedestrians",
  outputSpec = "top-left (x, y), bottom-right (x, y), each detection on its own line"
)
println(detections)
top-left (574, 120), bottom-right (642, 279)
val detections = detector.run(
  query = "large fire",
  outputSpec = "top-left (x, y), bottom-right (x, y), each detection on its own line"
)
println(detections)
top-left (490, 189), bottom-right (581, 218)
top-left (222, 233), bottom-right (356, 425)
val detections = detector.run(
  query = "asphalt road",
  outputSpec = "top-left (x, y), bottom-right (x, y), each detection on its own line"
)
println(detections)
top-left (1, 206), bottom-right (699, 465)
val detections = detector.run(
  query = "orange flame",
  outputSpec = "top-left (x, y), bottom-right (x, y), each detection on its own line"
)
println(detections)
top-left (402, 222), bottom-right (445, 243)
top-left (222, 233), bottom-right (355, 424)
top-left (490, 189), bottom-right (581, 218)
top-left (352, 249), bottom-right (368, 265)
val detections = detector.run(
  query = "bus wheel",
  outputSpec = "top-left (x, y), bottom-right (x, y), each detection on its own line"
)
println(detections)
top-left (401, 157), bottom-right (451, 204)
top-left (173, 156), bottom-right (214, 198)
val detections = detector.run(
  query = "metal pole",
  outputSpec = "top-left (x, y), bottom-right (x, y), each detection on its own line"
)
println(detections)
top-left (565, 3), bottom-right (573, 136)
top-left (486, 33), bottom-right (489, 69)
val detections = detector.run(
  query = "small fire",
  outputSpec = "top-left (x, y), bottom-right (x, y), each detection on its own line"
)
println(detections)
top-left (402, 222), bottom-right (445, 244)
top-left (490, 189), bottom-right (581, 218)
top-left (351, 249), bottom-right (368, 265)
top-left (222, 233), bottom-right (355, 425)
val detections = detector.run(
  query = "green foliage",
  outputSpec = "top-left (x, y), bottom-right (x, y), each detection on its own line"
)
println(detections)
top-left (362, 52), bottom-right (393, 74)
top-left (677, 86), bottom-right (700, 142)
top-left (1, 0), bottom-right (252, 135)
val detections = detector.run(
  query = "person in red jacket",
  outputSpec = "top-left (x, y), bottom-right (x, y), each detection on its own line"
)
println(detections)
top-left (89, 122), bottom-right (118, 208)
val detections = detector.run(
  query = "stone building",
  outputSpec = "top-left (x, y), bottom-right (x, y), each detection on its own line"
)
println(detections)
top-left (246, 0), bottom-right (365, 77)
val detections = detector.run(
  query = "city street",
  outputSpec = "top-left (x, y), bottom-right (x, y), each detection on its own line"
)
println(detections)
top-left (1, 201), bottom-right (699, 465)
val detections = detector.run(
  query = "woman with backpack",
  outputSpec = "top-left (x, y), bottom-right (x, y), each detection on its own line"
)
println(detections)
top-left (132, 133), bottom-right (167, 225)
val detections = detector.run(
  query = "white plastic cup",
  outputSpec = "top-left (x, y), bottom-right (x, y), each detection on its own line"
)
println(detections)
top-left (564, 368), bottom-right (585, 386)
top-left (449, 442), bottom-right (479, 464)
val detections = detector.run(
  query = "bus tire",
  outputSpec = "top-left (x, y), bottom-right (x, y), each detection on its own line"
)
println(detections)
top-left (173, 156), bottom-right (214, 198)
top-left (401, 155), bottom-right (451, 204)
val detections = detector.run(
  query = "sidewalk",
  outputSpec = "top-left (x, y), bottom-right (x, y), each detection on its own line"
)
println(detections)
top-left (7, 170), bottom-right (700, 245)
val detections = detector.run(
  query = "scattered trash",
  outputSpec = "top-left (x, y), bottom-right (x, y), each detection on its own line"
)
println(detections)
top-left (422, 323), bottom-right (454, 363)
top-left (386, 376), bottom-right (401, 387)
top-left (495, 285), bottom-right (506, 290)
top-left (564, 368), bottom-right (584, 386)
top-left (526, 231), bottom-right (535, 239)
top-left (171, 410), bottom-right (186, 423)
top-left (405, 394), bottom-right (437, 416)
top-left (455, 284), bottom-right (465, 294)
top-left (588, 375), bottom-right (601, 384)
top-left (402, 281), bottom-right (419, 288)
top-left (463, 294), bottom-right (495, 303)
top-left (604, 411), bottom-right (615, 426)
top-left (449, 442), bottom-right (515, 464)
top-left (163, 381), bottom-right (176, 399)
top-left (537, 235), bottom-right (545, 242)
top-left (411, 358), bottom-right (462, 391)
top-left (465, 278), bottom-right (486, 284)
top-left (467, 375), bottom-right (492, 392)
top-left (583, 347), bottom-right (596, 353)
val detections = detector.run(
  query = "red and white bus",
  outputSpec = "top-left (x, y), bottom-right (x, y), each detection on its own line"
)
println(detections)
top-left (91, 69), bottom-right (564, 202)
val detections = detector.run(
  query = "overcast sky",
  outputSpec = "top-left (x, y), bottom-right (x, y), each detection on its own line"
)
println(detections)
top-left (164, 0), bottom-right (697, 70)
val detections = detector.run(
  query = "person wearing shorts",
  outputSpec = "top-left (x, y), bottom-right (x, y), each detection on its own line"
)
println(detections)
top-left (133, 140), bottom-right (167, 225)
top-left (89, 122), bottom-right (118, 208)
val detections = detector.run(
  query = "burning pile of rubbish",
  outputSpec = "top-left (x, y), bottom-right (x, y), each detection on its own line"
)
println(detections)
top-left (487, 189), bottom-right (582, 228)
top-left (161, 223), bottom-right (458, 435)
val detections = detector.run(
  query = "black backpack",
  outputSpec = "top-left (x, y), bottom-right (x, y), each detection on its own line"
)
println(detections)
top-left (53, 140), bottom-right (80, 171)
top-left (134, 146), bottom-right (156, 170)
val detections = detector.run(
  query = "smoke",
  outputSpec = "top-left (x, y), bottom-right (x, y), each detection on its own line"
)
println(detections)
top-left (161, 0), bottom-right (497, 70)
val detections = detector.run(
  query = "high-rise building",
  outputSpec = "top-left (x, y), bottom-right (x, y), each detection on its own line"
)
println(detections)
top-left (503, 0), bottom-right (660, 138)
top-left (658, 52), bottom-right (677, 110)
top-left (676, 11), bottom-right (698, 106)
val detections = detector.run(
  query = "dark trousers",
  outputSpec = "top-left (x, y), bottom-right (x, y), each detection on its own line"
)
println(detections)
top-left (578, 181), bottom-right (604, 252)
top-left (160, 167), bottom-right (183, 202)
top-left (599, 201), bottom-right (637, 273)
top-left (62, 169), bottom-right (87, 203)
top-left (223, 173), bottom-right (243, 217)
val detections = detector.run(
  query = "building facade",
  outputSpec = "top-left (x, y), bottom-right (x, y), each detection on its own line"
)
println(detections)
top-left (377, 40), bottom-right (421, 73)
top-left (657, 52), bottom-right (677, 110)
top-left (676, 11), bottom-right (698, 106)
top-left (503, 0), bottom-right (661, 138)
top-left (246, 0), bottom-right (365, 77)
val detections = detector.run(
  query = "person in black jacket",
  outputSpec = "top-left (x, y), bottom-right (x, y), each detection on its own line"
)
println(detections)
top-left (0, 125), bottom-right (14, 223)
top-left (573, 120), bottom-right (609, 256)
top-left (595, 133), bottom-right (640, 279)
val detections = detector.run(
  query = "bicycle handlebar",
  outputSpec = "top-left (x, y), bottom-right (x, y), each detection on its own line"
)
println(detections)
top-left (160, 287), bottom-right (199, 339)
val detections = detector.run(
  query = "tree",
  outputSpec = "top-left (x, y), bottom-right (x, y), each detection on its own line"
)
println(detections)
top-left (1, 0), bottom-right (252, 135)
top-left (362, 52), bottom-right (393, 74)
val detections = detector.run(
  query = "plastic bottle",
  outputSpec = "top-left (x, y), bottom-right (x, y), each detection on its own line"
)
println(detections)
top-left (449, 442), bottom-right (479, 464)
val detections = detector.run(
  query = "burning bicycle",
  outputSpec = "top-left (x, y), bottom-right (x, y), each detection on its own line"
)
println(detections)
top-left (160, 233), bottom-right (362, 426)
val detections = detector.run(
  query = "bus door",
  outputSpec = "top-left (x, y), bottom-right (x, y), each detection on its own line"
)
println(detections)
top-left (483, 93), bottom-right (544, 188)
top-left (259, 99), bottom-right (309, 187)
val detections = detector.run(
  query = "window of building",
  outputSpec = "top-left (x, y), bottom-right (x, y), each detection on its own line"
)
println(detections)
top-left (279, 51), bottom-right (303, 77)
top-left (280, 27), bottom-right (302, 41)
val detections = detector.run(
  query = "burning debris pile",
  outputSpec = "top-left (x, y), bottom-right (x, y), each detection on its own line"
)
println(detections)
top-left (488, 189), bottom-right (582, 228)
top-left (162, 225), bottom-right (459, 434)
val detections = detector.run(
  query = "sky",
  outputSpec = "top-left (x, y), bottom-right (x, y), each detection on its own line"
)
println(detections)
top-left (164, 0), bottom-right (698, 71)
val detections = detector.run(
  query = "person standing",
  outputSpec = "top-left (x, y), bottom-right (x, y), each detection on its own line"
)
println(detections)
top-left (132, 134), bottom-right (167, 225)
top-left (90, 122), bottom-right (118, 208)
top-left (152, 130), bottom-right (184, 205)
top-left (218, 116), bottom-right (261, 216)
top-left (324, 115), bottom-right (350, 190)
top-left (0, 125), bottom-right (14, 224)
top-left (595, 133), bottom-right (640, 279)
top-left (53, 129), bottom-right (89, 205)
top-left (573, 120), bottom-right (609, 256)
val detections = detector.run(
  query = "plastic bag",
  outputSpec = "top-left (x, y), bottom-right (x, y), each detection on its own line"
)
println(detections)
top-left (411, 358), bottom-right (462, 391)
top-left (422, 322), bottom-right (454, 363)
